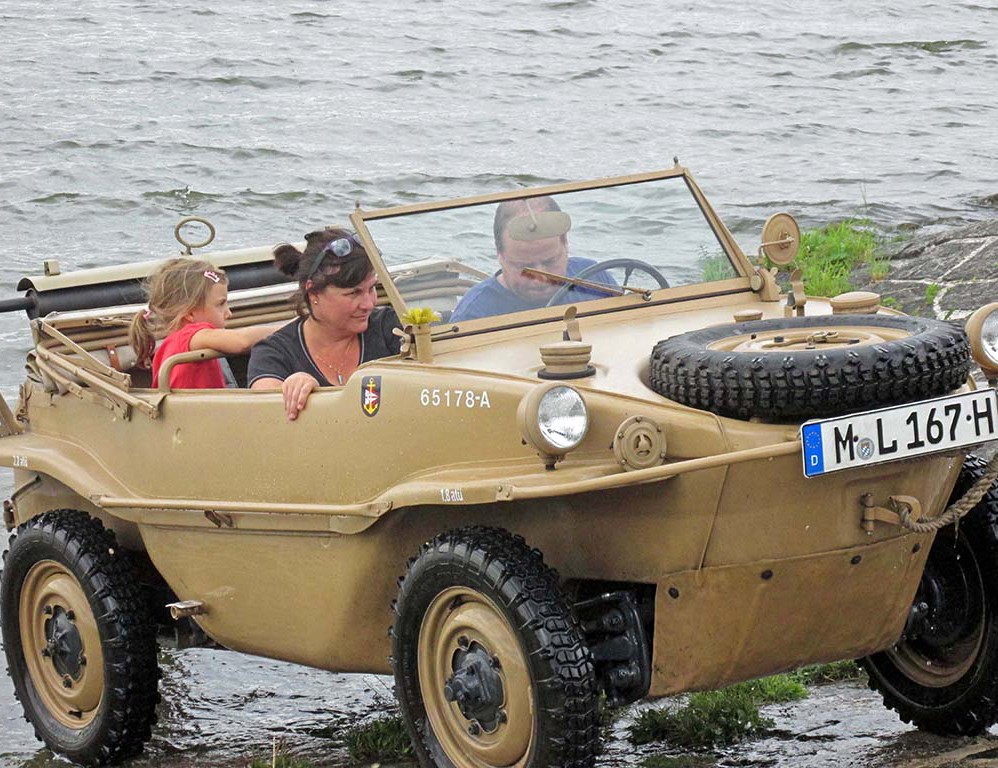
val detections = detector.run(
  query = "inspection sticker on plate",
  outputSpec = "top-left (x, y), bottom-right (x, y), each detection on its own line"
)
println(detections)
top-left (801, 389), bottom-right (998, 477)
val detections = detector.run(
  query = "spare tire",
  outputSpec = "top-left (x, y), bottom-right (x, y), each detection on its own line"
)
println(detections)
top-left (649, 314), bottom-right (971, 421)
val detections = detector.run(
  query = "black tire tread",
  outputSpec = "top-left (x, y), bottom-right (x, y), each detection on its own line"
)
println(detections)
top-left (649, 314), bottom-right (971, 420)
top-left (861, 455), bottom-right (998, 735)
top-left (1, 510), bottom-right (159, 765)
top-left (391, 526), bottom-right (600, 768)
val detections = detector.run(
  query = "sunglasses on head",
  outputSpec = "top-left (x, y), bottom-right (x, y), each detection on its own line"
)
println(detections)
top-left (307, 233), bottom-right (363, 280)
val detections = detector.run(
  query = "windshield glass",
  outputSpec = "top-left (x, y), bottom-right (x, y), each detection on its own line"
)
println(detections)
top-left (363, 174), bottom-right (739, 326)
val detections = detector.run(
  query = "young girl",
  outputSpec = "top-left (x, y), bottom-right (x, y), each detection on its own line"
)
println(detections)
top-left (129, 258), bottom-right (276, 388)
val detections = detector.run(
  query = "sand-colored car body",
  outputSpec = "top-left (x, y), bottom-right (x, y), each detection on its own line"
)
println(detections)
top-left (2, 164), bottom-right (997, 767)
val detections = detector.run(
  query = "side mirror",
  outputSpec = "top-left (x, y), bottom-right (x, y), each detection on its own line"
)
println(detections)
top-left (759, 213), bottom-right (801, 267)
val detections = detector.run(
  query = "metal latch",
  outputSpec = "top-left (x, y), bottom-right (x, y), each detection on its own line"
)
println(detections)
top-left (166, 600), bottom-right (206, 620)
top-left (204, 510), bottom-right (234, 528)
top-left (861, 494), bottom-right (923, 533)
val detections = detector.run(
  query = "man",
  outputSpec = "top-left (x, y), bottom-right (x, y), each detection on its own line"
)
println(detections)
top-left (449, 196), bottom-right (617, 322)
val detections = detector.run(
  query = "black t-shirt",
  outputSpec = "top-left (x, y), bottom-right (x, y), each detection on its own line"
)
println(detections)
top-left (247, 307), bottom-right (401, 387)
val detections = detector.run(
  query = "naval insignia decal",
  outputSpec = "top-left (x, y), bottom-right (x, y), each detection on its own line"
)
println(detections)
top-left (362, 376), bottom-right (382, 417)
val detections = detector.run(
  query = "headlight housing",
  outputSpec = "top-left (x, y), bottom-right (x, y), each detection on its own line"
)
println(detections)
top-left (967, 302), bottom-right (998, 380)
top-left (518, 384), bottom-right (590, 468)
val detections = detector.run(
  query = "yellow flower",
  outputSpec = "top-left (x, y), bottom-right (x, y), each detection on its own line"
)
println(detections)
top-left (400, 307), bottom-right (441, 326)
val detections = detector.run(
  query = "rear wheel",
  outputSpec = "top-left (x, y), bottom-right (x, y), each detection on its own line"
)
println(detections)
top-left (1, 510), bottom-right (159, 764)
top-left (862, 456), bottom-right (998, 735)
top-left (391, 526), bottom-right (599, 768)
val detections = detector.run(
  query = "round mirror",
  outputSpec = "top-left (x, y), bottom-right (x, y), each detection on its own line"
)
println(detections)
top-left (759, 212), bottom-right (801, 266)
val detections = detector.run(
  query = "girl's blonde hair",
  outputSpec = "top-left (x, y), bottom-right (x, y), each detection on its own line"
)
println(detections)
top-left (128, 258), bottom-right (228, 368)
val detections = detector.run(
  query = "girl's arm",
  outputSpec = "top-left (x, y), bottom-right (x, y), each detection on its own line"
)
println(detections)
top-left (189, 324), bottom-right (278, 354)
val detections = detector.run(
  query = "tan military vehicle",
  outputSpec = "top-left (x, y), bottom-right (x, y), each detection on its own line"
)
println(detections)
top-left (1, 164), bottom-right (998, 768)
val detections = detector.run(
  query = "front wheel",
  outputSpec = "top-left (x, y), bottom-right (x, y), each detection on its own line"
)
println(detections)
top-left (862, 455), bottom-right (998, 735)
top-left (1, 510), bottom-right (160, 764)
top-left (391, 526), bottom-right (599, 768)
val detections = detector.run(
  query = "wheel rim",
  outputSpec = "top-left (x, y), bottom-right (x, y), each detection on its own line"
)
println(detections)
top-left (707, 325), bottom-right (909, 353)
top-left (18, 559), bottom-right (105, 728)
top-left (888, 534), bottom-right (986, 688)
top-left (418, 586), bottom-right (535, 768)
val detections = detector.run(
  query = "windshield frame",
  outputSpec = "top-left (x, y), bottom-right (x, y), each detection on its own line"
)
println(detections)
top-left (349, 165), bottom-right (755, 335)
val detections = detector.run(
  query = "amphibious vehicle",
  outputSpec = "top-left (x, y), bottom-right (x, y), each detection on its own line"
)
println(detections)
top-left (1, 164), bottom-right (997, 767)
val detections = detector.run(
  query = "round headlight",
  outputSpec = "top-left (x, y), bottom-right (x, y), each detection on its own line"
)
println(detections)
top-left (967, 302), bottom-right (998, 377)
top-left (537, 386), bottom-right (589, 451)
top-left (518, 384), bottom-right (590, 466)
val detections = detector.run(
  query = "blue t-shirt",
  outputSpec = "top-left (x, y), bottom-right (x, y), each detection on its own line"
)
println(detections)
top-left (450, 257), bottom-right (618, 323)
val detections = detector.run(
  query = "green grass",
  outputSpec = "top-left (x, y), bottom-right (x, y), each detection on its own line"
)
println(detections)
top-left (795, 219), bottom-right (882, 297)
top-left (791, 660), bottom-right (864, 685)
top-left (640, 755), bottom-right (714, 768)
top-left (698, 249), bottom-right (736, 282)
top-left (732, 675), bottom-right (808, 704)
top-left (247, 742), bottom-right (316, 768)
top-left (629, 688), bottom-right (773, 748)
top-left (344, 715), bottom-right (414, 762)
top-left (628, 674), bottom-right (806, 749)
top-left (925, 283), bottom-right (942, 305)
top-left (248, 757), bottom-right (315, 768)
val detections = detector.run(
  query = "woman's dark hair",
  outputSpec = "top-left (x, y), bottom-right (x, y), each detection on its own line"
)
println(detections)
top-left (273, 227), bottom-right (376, 317)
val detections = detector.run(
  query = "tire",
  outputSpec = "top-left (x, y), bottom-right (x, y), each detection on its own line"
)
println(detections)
top-left (390, 526), bottom-right (599, 768)
top-left (649, 314), bottom-right (970, 420)
top-left (0, 510), bottom-right (160, 765)
top-left (861, 455), bottom-right (998, 735)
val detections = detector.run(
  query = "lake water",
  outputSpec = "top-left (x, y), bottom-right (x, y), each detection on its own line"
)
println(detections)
top-left (1, 1), bottom-right (998, 764)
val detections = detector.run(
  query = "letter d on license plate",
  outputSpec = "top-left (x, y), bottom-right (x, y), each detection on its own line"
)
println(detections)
top-left (801, 389), bottom-right (998, 477)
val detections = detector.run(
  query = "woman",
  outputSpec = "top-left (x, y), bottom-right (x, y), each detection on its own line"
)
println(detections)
top-left (248, 227), bottom-right (401, 420)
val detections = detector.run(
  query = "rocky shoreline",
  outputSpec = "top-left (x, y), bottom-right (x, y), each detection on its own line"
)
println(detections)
top-left (857, 219), bottom-right (997, 320)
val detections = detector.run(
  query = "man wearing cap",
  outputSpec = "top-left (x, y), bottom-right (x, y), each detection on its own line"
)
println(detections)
top-left (449, 196), bottom-right (617, 322)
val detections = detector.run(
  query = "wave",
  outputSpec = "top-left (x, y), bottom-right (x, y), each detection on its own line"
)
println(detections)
top-left (834, 40), bottom-right (986, 54)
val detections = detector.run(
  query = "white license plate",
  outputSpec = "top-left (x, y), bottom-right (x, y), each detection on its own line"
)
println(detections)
top-left (801, 389), bottom-right (998, 477)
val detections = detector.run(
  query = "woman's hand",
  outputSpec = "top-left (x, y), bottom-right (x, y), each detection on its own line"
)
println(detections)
top-left (282, 372), bottom-right (319, 421)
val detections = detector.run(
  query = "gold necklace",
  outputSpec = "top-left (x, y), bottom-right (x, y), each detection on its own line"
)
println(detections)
top-left (309, 335), bottom-right (358, 386)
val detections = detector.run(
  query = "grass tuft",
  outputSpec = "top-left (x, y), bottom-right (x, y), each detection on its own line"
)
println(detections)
top-left (628, 674), bottom-right (806, 749)
top-left (791, 660), bottom-right (864, 685)
top-left (344, 715), bottom-right (414, 762)
top-left (796, 220), bottom-right (881, 297)
top-left (731, 675), bottom-right (808, 704)
top-left (630, 688), bottom-right (772, 748)
top-left (925, 283), bottom-right (942, 305)
top-left (640, 754), bottom-right (714, 768)
top-left (247, 740), bottom-right (316, 768)
top-left (698, 248), bottom-right (736, 282)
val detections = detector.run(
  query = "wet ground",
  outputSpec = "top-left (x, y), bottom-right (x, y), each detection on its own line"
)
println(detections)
top-left (3, 645), bottom-right (998, 768)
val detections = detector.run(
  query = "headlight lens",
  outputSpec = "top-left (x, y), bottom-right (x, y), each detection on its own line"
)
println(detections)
top-left (982, 311), bottom-right (998, 367)
top-left (967, 302), bottom-right (998, 375)
top-left (537, 386), bottom-right (589, 450)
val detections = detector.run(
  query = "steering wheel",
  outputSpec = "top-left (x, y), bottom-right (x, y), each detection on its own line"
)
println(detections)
top-left (545, 258), bottom-right (670, 307)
